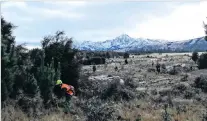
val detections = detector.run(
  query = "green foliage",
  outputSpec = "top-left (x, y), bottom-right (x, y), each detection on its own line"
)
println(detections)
top-left (192, 51), bottom-right (199, 63)
top-left (198, 53), bottom-right (207, 69)
top-left (29, 48), bottom-right (42, 67)
top-left (1, 17), bottom-right (16, 101)
top-left (1, 17), bottom-right (16, 53)
top-left (24, 75), bottom-right (39, 97)
top-left (204, 19), bottom-right (207, 41)
top-left (1, 81), bottom-right (8, 102)
top-left (136, 114), bottom-right (142, 121)
top-left (101, 79), bottom-right (136, 101)
top-left (1, 17), bottom-right (81, 113)
top-left (41, 31), bottom-right (81, 92)
top-left (11, 67), bottom-right (27, 98)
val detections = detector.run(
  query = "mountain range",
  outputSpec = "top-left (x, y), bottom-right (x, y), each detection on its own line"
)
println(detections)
top-left (73, 34), bottom-right (207, 52)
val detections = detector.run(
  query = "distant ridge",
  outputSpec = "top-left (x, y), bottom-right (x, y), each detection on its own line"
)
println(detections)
top-left (73, 34), bottom-right (207, 52)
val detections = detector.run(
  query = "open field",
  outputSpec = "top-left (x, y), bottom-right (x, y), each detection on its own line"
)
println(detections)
top-left (2, 52), bottom-right (207, 121)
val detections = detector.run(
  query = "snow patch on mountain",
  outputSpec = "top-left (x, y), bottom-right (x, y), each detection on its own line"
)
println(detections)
top-left (73, 34), bottom-right (207, 52)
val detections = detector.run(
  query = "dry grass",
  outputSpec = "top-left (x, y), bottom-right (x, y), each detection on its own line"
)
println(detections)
top-left (2, 105), bottom-right (204, 121)
top-left (116, 100), bottom-right (205, 121)
top-left (40, 113), bottom-right (75, 121)
top-left (1, 106), bottom-right (30, 121)
top-left (1, 106), bottom-right (80, 121)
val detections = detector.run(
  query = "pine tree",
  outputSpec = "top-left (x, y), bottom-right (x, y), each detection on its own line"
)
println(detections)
top-left (24, 75), bottom-right (39, 97)
top-left (56, 61), bottom-right (61, 80)
top-left (198, 53), bottom-right (207, 69)
top-left (1, 17), bottom-right (16, 101)
top-left (38, 50), bottom-right (56, 105)
top-left (192, 51), bottom-right (199, 63)
top-left (106, 52), bottom-right (110, 59)
top-left (93, 65), bottom-right (96, 72)
top-left (204, 18), bottom-right (207, 41)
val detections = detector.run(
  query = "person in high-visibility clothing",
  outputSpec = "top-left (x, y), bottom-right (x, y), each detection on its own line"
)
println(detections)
top-left (56, 80), bottom-right (75, 113)
top-left (56, 80), bottom-right (75, 97)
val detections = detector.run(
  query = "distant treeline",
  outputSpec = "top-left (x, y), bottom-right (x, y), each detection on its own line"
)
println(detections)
top-left (75, 50), bottom-right (130, 65)
top-left (127, 49), bottom-right (207, 54)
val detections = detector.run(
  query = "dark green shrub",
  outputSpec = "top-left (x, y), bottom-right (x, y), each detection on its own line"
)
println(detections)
top-left (82, 57), bottom-right (105, 65)
top-left (114, 66), bottom-right (118, 71)
top-left (198, 53), bottom-right (207, 69)
top-left (184, 89), bottom-right (195, 99)
top-left (1, 81), bottom-right (8, 103)
top-left (106, 51), bottom-right (111, 59)
top-left (156, 63), bottom-right (161, 73)
top-left (101, 80), bottom-right (135, 101)
top-left (93, 65), bottom-right (96, 72)
top-left (147, 68), bottom-right (156, 72)
top-left (193, 75), bottom-right (207, 93)
top-left (80, 98), bottom-right (115, 121)
top-left (168, 66), bottom-right (179, 75)
top-left (124, 52), bottom-right (129, 59)
top-left (125, 59), bottom-right (128, 64)
top-left (24, 75), bottom-right (39, 98)
top-left (180, 74), bottom-right (188, 82)
top-left (161, 64), bottom-right (166, 69)
top-left (202, 111), bottom-right (207, 121)
top-left (192, 51), bottom-right (199, 63)
top-left (90, 57), bottom-right (105, 65)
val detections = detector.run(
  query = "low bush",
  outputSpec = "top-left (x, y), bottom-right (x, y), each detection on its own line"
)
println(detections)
top-left (180, 74), bottom-right (189, 82)
top-left (101, 79), bottom-right (136, 101)
top-left (168, 66), bottom-right (180, 75)
top-left (193, 74), bottom-right (207, 93)
top-left (172, 82), bottom-right (190, 96)
top-left (198, 53), bottom-right (207, 69)
top-left (147, 68), bottom-right (156, 72)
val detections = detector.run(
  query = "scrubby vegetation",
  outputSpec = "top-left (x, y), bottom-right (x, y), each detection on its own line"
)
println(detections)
top-left (198, 53), bottom-right (207, 69)
top-left (192, 51), bottom-right (199, 63)
top-left (1, 16), bottom-right (207, 121)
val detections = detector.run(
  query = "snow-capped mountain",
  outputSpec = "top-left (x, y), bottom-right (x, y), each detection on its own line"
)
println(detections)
top-left (73, 34), bottom-right (207, 52)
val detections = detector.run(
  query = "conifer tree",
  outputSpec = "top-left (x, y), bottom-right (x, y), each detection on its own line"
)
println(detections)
top-left (204, 18), bottom-right (207, 41)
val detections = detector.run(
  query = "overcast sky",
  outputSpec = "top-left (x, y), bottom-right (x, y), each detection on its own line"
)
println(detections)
top-left (1, 1), bottom-right (207, 49)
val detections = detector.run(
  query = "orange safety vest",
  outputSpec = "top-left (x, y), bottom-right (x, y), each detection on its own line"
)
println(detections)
top-left (61, 83), bottom-right (74, 96)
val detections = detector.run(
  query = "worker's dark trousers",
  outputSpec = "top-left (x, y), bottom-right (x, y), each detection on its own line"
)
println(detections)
top-left (64, 94), bottom-right (72, 113)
